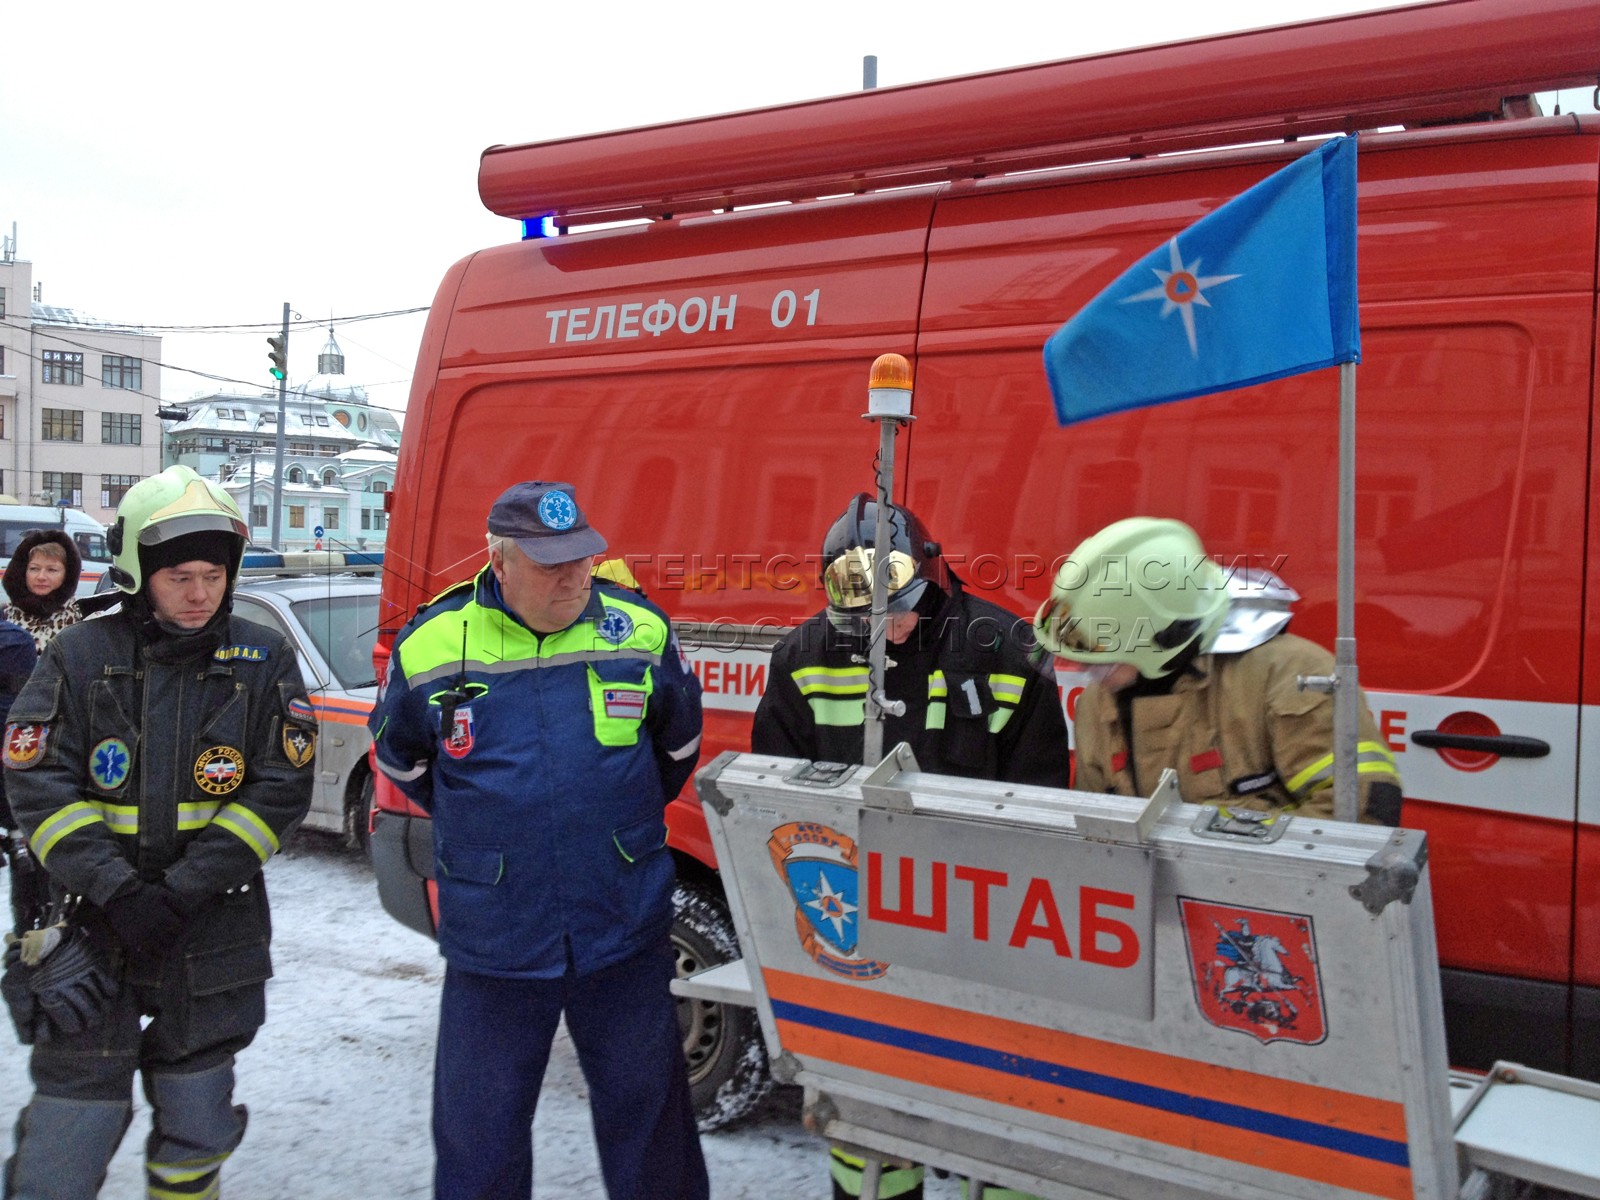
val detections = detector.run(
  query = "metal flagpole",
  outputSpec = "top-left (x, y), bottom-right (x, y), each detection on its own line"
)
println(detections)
top-left (1299, 360), bottom-right (1359, 821)
top-left (1332, 360), bottom-right (1360, 822)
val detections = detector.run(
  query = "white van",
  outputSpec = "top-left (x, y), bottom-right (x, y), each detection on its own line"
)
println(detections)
top-left (0, 505), bottom-right (112, 596)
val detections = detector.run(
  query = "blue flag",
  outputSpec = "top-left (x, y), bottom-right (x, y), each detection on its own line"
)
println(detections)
top-left (1043, 136), bottom-right (1359, 426)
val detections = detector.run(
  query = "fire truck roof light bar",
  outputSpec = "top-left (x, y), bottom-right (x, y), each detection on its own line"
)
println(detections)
top-left (479, 0), bottom-right (1599, 225)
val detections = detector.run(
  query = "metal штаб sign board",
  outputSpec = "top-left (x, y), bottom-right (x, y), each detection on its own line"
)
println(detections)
top-left (856, 809), bottom-right (1156, 1017)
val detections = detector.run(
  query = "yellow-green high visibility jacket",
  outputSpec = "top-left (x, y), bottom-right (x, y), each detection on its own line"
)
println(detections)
top-left (369, 569), bottom-right (703, 978)
top-left (1072, 632), bottom-right (1401, 824)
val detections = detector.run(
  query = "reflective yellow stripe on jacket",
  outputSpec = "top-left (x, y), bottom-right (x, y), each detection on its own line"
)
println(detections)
top-left (792, 665), bottom-right (869, 728)
top-left (30, 798), bottom-right (271, 866)
top-left (1285, 740), bottom-right (1399, 800)
top-left (926, 671), bottom-right (1029, 734)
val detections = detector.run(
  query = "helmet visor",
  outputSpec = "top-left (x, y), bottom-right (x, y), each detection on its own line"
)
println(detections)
top-left (138, 511), bottom-right (249, 546)
top-left (823, 547), bottom-right (918, 611)
top-left (1033, 594), bottom-right (1121, 661)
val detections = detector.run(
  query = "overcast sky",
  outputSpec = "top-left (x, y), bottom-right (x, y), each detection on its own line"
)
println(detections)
top-left (4, 0), bottom-right (1591, 414)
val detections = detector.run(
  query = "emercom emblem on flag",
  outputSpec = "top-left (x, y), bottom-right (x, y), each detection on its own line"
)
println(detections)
top-left (1043, 135), bottom-right (1360, 426)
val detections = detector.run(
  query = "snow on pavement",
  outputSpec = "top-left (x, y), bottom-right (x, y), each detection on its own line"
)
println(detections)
top-left (0, 834), bottom-right (964, 1198)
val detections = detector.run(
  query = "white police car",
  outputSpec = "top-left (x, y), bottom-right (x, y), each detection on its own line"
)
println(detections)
top-left (232, 575), bottom-right (380, 849)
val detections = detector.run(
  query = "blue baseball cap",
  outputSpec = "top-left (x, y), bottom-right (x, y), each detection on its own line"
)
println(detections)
top-left (488, 481), bottom-right (608, 565)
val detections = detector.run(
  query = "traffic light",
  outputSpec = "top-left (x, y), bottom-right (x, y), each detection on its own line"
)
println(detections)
top-left (266, 334), bottom-right (287, 381)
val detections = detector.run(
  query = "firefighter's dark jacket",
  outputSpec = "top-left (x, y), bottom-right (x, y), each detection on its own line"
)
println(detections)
top-left (3, 606), bottom-right (315, 990)
top-left (752, 580), bottom-right (1071, 786)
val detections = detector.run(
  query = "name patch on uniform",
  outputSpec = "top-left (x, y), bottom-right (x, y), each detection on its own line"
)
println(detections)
top-left (1231, 769), bottom-right (1281, 796)
top-left (287, 697), bottom-right (315, 722)
top-left (194, 746), bottom-right (245, 795)
top-left (3, 724), bottom-right (49, 771)
top-left (91, 737), bottom-right (131, 790)
top-left (598, 609), bottom-right (634, 645)
top-left (214, 644), bottom-right (270, 663)
top-left (443, 707), bottom-right (474, 759)
top-left (282, 724), bottom-right (316, 769)
top-left (603, 689), bottom-right (646, 720)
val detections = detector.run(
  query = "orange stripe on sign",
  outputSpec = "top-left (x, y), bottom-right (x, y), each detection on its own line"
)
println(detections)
top-left (766, 968), bottom-right (1412, 1200)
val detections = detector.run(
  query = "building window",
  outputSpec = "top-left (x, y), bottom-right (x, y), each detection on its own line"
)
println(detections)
top-left (101, 474), bottom-right (139, 506)
top-left (0, 287), bottom-right (5, 319)
top-left (287, 466), bottom-right (303, 484)
top-left (361, 507), bottom-right (387, 532)
top-left (0, 409), bottom-right (6, 439)
top-left (324, 508), bottom-right (340, 530)
top-left (289, 506), bottom-right (306, 530)
top-left (101, 356), bottom-right (143, 390)
top-left (41, 408), bottom-right (83, 442)
top-left (369, 480), bottom-right (388, 493)
top-left (42, 472), bottom-right (83, 506)
top-left (321, 468), bottom-right (337, 486)
top-left (102, 412), bottom-right (142, 444)
top-left (41, 351), bottom-right (84, 386)
top-left (250, 503), bottom-right (268, 528)
top-left (0, 347), bottom-right (5, 374)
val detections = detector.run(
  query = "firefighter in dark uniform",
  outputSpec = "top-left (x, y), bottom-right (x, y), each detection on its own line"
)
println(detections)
top-left (752, 494), bottom-right (1070, 1200)
top-left (1, 465), bottom-right (315, 1200)
top-left (1033, 517), bottom-right (1402, 824)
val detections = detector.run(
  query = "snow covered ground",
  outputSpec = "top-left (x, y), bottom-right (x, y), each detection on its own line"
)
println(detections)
top-left (0, 833), bottom-right (968, 1198)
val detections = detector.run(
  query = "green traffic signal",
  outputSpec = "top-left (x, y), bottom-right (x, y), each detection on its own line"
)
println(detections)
top-left (266, 334), bottom-right (287, 381)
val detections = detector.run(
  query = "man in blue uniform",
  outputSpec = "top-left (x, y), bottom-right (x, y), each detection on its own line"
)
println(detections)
top-left (369, 481), bottom-right (708, 1200)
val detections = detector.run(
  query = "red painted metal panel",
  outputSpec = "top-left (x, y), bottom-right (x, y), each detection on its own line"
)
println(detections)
top-left (1406, 801), bottom-right (1574, 981)
top-left (479, 0), bottom-right (1600, 222)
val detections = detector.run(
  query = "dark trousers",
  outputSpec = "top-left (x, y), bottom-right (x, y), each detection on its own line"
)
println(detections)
top-left (433, 940), bottom-right (708, 1200)
top-left (8, 975), bottom-right (254, 1200)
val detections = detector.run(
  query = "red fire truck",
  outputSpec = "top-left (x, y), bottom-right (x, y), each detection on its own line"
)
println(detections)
top-left (369, 0), bottom-right (1600, 1127)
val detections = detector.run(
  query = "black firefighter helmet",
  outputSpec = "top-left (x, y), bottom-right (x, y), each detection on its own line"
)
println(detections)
top-left (820, 494), bottom-right (947, 636)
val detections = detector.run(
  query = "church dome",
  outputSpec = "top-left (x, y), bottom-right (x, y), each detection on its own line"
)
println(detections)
top-left (295, 327), bottom-right (370, 402)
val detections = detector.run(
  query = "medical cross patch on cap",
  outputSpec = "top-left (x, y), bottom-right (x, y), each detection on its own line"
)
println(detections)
top-left (537, 490), bottom-right (577, 530)
top-left (488, 481), bottom-right (608, 566)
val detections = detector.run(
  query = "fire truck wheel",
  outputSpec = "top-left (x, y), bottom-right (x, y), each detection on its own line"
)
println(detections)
top-left (347, 772), bottom-right (374, 857)
top-left (672, 880), bottom-right (771, 1131)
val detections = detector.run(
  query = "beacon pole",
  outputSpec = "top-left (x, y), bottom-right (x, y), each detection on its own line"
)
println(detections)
top-left (861, 353), bottom-right (914, 768)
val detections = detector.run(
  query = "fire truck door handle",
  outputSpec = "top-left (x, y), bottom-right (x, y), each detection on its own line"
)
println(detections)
top-left (1409, 731), bottom-right (1550, 758)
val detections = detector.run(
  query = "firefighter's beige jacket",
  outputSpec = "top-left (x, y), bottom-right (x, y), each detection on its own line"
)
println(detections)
top-left (1072, 633), bottom-right (1399, 822)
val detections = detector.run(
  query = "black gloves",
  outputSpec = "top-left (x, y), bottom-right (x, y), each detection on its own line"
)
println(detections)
top-left (1, 940), bottom-right (35, 1042)
top-left (3, 926), bottom-right (116, 1044)
top-left (101, 883), bottom-right (192, 964)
